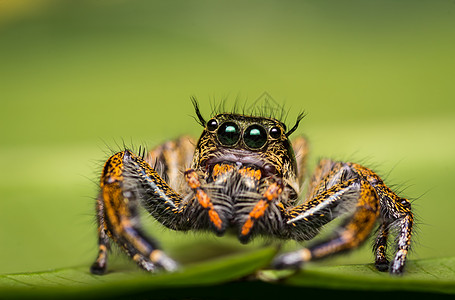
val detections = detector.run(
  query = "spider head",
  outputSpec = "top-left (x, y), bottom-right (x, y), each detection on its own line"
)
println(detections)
top-left (192, 110), bottom-right (303, 179)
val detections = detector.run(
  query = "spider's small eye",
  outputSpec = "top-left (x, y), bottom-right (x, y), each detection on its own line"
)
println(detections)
top-left (269, 126), bottom-right (282, 139)
top-left (207, 119), bottom-right (218, 131)
top-left (244, 125), bottom-right (267, 149)
top-left (217, 122), bottom-right (240, 146)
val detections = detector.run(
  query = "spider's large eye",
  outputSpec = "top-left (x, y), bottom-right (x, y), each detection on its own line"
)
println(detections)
top-left (206, 119), bottom-right (218, 131)
top-left (217, 122), bottom-right (240, 146)
top-left (244, 124), bottom-right (267, 149)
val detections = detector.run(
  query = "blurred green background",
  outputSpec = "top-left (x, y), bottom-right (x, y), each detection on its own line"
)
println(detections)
top-left (0, 0), bottom-right (454, 275)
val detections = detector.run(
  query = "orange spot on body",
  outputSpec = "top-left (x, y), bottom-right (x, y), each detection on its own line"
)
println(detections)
top-left (212, 164), bottom-right (235, 178)
top-left (238, 167), bottom-right (262, 181)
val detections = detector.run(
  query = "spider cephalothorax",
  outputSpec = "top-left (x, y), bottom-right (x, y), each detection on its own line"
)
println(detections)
top-left (90, 99), bottom-right (413, 276)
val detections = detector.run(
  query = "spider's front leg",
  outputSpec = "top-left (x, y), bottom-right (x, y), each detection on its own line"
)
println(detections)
top-left (90, 148), bottom-right (189, 275)
top-left (273, 159), bottom-right (413, 275)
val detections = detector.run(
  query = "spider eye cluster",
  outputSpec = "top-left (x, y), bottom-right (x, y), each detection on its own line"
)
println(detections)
top-left (206, 118), bottom-right (282, 150)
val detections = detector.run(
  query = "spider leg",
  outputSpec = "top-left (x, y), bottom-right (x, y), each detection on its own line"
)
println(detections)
top-left (350, 163), bottom-right (413, 274)
top-left (90, 194), bottom-right (110, 274)
top-left (184, 169), bottom-right (226, 234)
top-left (238, 178), bottom-right (284, 243)
top-left (273, 160), bottom-right (413, 275)
top-left (390, 213), bottom-right (413, 274)
top-left (273, 160), bottom-right (380, 270)
top-left (373, 223), bottom-right (390, 271)
top-left (305, 180), bottom-right (379, 259)
top-left (282, 160), bottom-right (364, 241)
top-left (91, 150), bottom-right (186, 274)
top-left (146, 135), bottom-right (195, 190)
top-left (291, 135), bottom-right (310, 186)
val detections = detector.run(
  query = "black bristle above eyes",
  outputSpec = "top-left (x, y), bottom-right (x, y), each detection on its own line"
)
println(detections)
top-left (137, 145), bottom-right (147, 159)
top-left (191, 96), bottom-right (206, 127)
top-left (207, 92), bottom-right (289, 122)
top-left (286, 112), bottom-right (306, 137)
top-left (191, 93), bottom-right (305, 135)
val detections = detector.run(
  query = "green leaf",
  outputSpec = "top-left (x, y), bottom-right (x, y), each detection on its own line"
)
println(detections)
top-left (260, 256), bottom-right (455, 294)
top-left (2, 253), bottom-right (455, 299)
top-left (0, 247), bottom-right (276, 299)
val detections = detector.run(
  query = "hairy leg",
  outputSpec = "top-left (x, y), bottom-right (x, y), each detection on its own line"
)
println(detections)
top-left (272, 160), bottom-right (379, 270)
top-left (91, 149), bottom-right (186, 274)
top-left (146, 135), bottom-right (195, 191)
top-left (350, 163), bottom-right (413, 274)
top-left (272, 160), bottom-right (413, 275)
top-left (291, 136), bottom-right (310, 186)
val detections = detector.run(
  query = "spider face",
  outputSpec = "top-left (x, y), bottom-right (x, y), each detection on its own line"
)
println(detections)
top-left (181, 113), bottom-right (301, 240)
top-left (90, 99), bottom-right (414, 276)
top-left (193, 113), bottom-right (297, 180)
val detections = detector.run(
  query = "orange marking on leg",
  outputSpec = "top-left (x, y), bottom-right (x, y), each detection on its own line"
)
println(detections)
top-left (263, 182), bottom-right (283, 201)
top-left (208, 209), bottom-right (223, 230)
top-left (241, 218), bottom-right (255, 236)
top-left (100, 152), bottom-right (126, 186)
top-left (300, 248), bottom-right (312, 262)
top-left (150, 249), bottom-right (163, 263)
top-left (241, 200), bottom-right (269, 235)
top-left (196, 190), bottom-right (211, 208)
top-left (95, 244), bottom-right (108, 264)
top-left (102, 185), bottom-right (122, 231)
top-left (186, 169), bottom-right (223, 229)
top-left (185, 169), bottom-right (201, 189)
top-left (249, 200), bottom-right (269, 219)
top-left (240, 181), bottom-right (283, 237)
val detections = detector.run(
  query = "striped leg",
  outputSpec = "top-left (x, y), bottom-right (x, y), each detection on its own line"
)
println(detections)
top-left (184, 169), bottom-right (225, 234)
top-left (273, 160), bottom-right (380, 270)
top-left (91, 150), bottom-right (185, 274)
top-left (373, 223), bottom-right (390, 271)
top-left (238, 179), bottom-right (284, 244)
top-left (273, 160), bottom-right (412, 275)
top-left (305, 180), bottom-right (379, 259)
top-left (350, 163), bottom-right (413, 274)
top-left (90, 195), bottom-right (110, 274)
top-left (390, 214), bottom-right (413, 274)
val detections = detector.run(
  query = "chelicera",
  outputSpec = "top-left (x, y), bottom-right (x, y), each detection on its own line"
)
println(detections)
top-left (90, 99), bottom-right (413, 275)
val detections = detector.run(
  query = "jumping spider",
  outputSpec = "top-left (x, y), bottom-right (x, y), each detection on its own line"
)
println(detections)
top-left (91, 100), bottom-right (413, 275)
